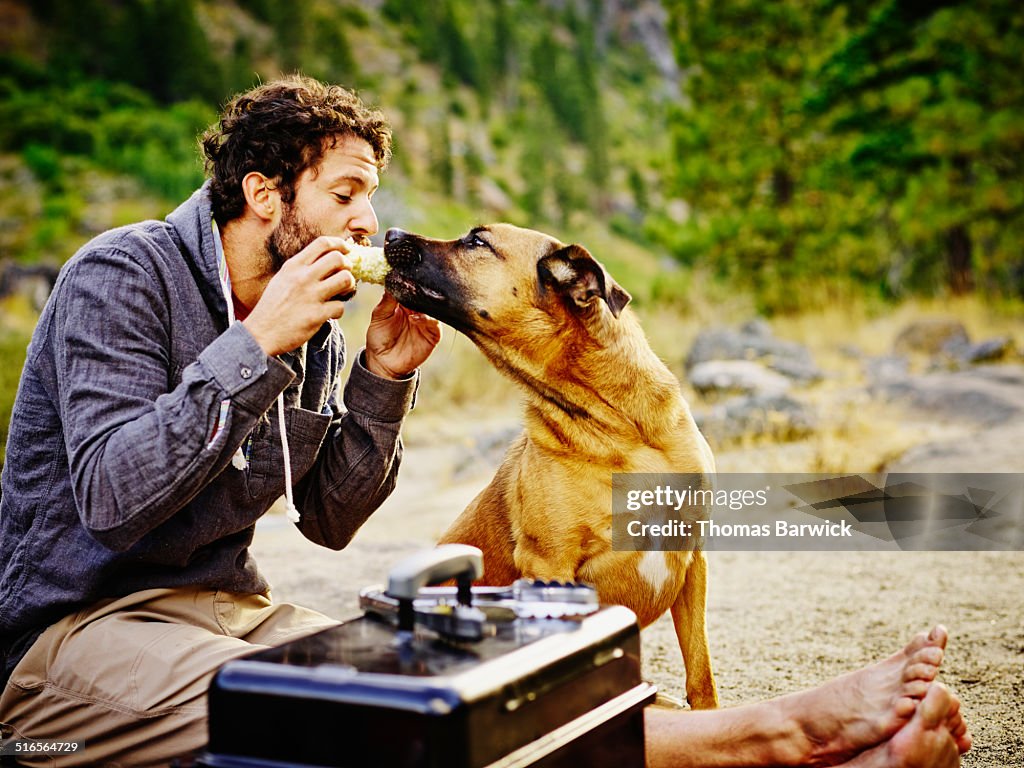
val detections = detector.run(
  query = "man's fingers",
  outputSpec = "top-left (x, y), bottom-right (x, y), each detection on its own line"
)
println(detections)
top-left (371, 290), bottom-right (400, 319)
top-left (293, 236), bottom-right (352, 266)
top-left (322, 298), bottom-right (347, 321)
top-left (321, 270), bottom-right (357, 300)
top-left (310, 249), bottom-right (353, 281)
top-left (415, 315), bottom-right (443, 344)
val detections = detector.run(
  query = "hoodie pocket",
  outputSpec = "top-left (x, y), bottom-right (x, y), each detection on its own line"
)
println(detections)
top-left (282, 405), bottom-right (333, 482)
top-left (243, 405), bottom-right (331, 501)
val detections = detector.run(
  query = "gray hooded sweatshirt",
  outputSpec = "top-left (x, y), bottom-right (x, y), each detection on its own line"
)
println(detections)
top-left (0, 184), bottom-right (418, 683)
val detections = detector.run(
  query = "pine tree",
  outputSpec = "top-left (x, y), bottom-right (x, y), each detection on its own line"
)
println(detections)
top-left (809, 0), bottom-right (1024, 295)
top-left (664, 0), bottom-right (852, 310)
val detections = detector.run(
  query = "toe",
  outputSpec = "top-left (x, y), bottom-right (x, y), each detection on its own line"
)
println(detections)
top-left (945, 694), bottom-right (961, 719)
top-left (944, 698), bottom-right (972, 753)
top-left (903, 662), bottom-right (939, 683)
top-left (956, 730), bottom-right (973, 754)
top-left (918, 683), bottom-right (952, 729)
top-left (893, 696), bottom-right (918, 719)
top-left (903, 631), bottom-right (932, 655)
top-left (908, 645), bottom-right (944, 667)
top-left (928, 625), bottom-right (948, 649)
top-left (903, 680), bottom-right (930, 699)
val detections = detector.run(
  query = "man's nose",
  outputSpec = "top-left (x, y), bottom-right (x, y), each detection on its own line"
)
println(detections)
top-left (349, 199), bottom-right (379, 237)
top-left (385, 228), bottom-right (408, 244)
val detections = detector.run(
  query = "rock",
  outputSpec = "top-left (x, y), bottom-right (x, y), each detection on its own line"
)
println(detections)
top-left (0, 259), bottom-right (59, 312)
top-left (893, 318), bottom-right (969, 355)
top-left (739, 318), bottom-right (773, 338)
top-left (694, 393), bottom-right (817, 445)
top-left (884, 420), bottom-right (1024, 473)
top-left (870, 364), bottom-right (1024, 427)
top-left (769, 357), bottom-right (825, 383)
top-left (863, 355), bottom-right (910, 386)
top-left (966, 337), bottom-right (1015, 363)
top-left (944, 336), bottom-right (1016, 367)
top-left (686, 322), bottom-right (822, 384)
top-left (689, 360), bottom-right (791, 397)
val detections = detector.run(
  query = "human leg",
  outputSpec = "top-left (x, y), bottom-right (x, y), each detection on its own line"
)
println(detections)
top-left (0, 588), bottom-right (338, 767)
top-left (644, 625), bottom-right (968, 768)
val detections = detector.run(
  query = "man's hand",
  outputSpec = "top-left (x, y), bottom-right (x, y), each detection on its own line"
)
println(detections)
top-left (365, 292), bottom-right (442, 379)
top-left (243, 237), bottom-right (355, 357)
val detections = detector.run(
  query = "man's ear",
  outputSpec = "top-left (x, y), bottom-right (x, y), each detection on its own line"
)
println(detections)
top-left (537, 244), bottom-right (631, 318)
top-left (241, 172), bottom-right (280, 222)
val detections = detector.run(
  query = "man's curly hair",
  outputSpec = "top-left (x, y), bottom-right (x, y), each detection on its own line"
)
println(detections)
top-left (201, 75), bottom-right (392, 224)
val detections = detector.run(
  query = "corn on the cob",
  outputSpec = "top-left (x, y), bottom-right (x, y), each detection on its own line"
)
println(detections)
top-left (346, 241), bottom-right (390, 285)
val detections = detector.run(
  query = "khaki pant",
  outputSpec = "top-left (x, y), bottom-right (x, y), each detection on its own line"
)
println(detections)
top-left (0, 588), bottom-right (340, 767)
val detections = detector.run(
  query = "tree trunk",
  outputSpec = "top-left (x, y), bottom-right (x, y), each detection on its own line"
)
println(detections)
top-left (772, 168), bottom-right (794, 207)
top-left (945, 224), bottom-right (974, 295)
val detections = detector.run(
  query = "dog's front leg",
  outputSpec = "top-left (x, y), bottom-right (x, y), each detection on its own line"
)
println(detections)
top-left (512, 529), bottom-right (579, 583)
top-left (671, 548), bottom-right (719, 709)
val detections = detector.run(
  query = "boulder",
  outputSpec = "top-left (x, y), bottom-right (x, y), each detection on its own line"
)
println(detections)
top-left (870, 364), bottom-right (1024, 427)
top-left (863, 355), bottom-right (911, 386)
top-left (0, 259), bottom-right (59, 312)
top-left (694, 393), bottom-right (817, 445)
top-left (686, 322), bottom-right (822, 384)
top-left (941, 336), bottom-right (1016, 367)
top-left (892, 318), bottom-right (969, 355)
top-left (689, 360), bottom-right (791, 397)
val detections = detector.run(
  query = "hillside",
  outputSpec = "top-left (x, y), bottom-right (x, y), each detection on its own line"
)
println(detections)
top-left (0, 0), bottom-right (680, 280)
top-left (3, 0), bottom-right (1022, 307)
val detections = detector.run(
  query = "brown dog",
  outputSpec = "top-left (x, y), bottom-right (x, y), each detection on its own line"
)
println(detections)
top-left (383, 223), bottom-right (718, 709)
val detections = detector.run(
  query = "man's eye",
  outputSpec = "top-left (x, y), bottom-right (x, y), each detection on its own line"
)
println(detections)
top-left (334, 194), bottom-right (352, 204)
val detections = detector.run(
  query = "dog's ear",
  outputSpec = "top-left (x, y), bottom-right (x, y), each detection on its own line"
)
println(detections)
top-left (537, 244), bottom-right (631, 318)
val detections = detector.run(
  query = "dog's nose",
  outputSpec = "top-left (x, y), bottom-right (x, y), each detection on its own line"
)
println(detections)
top-left (383, 228), bottom-right (422, 268)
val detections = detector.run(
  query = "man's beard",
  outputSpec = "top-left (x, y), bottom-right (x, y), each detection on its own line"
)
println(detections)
top-left (266, 201), bottom-right (321, 272)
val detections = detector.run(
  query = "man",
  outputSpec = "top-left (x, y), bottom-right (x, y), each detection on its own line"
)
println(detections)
top-left (0, 76), bottom-right (441, 764)
top-left (0, 76), bottom-right (969, 767)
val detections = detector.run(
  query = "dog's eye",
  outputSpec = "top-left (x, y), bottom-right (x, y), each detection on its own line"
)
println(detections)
top-left (463, 230), bottom-right (500, 257)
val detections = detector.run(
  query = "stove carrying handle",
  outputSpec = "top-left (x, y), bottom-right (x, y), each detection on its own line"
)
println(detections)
top-left (386, 544), bottom-right (484, 632)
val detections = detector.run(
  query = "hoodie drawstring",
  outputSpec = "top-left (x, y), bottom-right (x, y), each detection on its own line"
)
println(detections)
top-left (213, 219), bottom-right (299, 523)
top-left (276, 391), bottom-right (300, 523)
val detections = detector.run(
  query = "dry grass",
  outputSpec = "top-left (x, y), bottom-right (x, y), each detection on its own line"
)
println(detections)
top-left (771, 295), bottom-right (1022, 368)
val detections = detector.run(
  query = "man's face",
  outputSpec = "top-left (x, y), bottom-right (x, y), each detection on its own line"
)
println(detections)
top-left (266, 135), bottom-right (380, 270)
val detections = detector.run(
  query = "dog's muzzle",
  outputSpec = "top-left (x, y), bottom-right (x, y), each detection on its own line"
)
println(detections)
top-left (384, 228), bottom-right (422, 268)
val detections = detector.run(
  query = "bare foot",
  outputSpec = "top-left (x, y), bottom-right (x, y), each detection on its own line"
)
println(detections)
top-left (779, 625), bottom-right (950, 766)
top-left (643, 625), bottom-right (969, 768)
top-left (943, 692), bottom-right (973, 754)
top-left (837, 683), bottom-right (962, 767)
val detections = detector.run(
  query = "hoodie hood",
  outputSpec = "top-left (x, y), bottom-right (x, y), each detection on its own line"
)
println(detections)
top-left (165, 181), bottom-right (230, 324)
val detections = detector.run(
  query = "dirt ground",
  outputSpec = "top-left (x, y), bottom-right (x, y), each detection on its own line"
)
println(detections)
top-left (250, 416), bottom-right (1024, 768)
